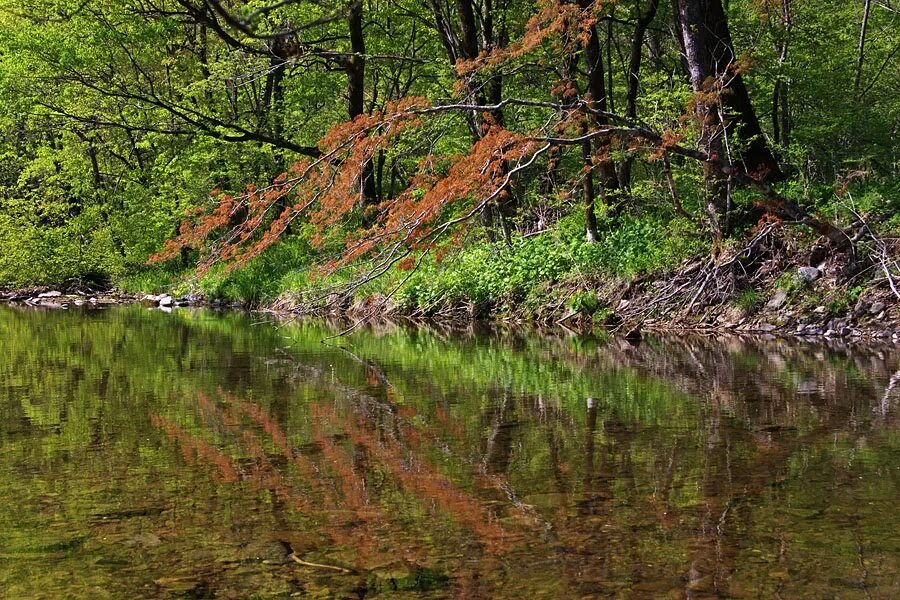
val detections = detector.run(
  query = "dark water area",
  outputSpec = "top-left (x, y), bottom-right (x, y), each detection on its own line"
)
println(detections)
top-left (0, 305), bottom-right (898, 599)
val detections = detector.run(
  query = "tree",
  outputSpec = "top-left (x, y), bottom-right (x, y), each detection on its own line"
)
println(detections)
top-left (673, 0), bottom-right (783, 235)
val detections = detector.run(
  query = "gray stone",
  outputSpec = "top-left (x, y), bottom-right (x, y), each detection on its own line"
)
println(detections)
top-left (766, 290), bottom-right (789, 310)
top-left (797, 267), bottom-right (821, 282)
top-left (851, 299), bottom-right (869, 318)
top-left (158, 295), bottom-right (174, 307)
top-left (869, 301), bottom-right (885, 315)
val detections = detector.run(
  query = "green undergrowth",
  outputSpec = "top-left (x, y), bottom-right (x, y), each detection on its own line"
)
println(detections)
top-left (393, 213), bottom-right (706, 315)
top-left (112, 210), bottom-right (706, 314)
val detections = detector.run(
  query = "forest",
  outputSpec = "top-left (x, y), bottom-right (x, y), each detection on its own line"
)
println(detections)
top-left (0, 0), bottom-right (898, 326)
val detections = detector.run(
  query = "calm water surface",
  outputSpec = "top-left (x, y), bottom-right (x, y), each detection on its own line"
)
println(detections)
top-left (0, 305), bottom-right (898, 598)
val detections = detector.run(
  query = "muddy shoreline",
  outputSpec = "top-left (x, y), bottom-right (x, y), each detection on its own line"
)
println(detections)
top-left (3, 284), bottom-right (898, 345)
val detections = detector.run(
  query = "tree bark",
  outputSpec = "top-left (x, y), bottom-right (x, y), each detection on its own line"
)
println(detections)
top-left (673, 0), bottom-right (784, 236)
top-left (620, 0), bottom-right (661, 188)
top-left (578, 0), bottom-right (620, 234)
top-left (347, 0), bottom-right (376, 204)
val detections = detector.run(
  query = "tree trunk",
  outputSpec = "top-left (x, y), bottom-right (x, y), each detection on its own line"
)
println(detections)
top-left (579, 0), bottom-right (621, 225)
top-left (347, 0), bottom-right (376, 204)
top-left (673, 0), bottom-right (784, 236)
top-left (620, 0), bottom-right (661, 188)
top-left (854, 0), bottom-right (872, 94)
top-left (771, 0), bottom-right (792, 150)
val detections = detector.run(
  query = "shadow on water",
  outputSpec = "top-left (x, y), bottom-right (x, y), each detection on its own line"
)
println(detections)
top-left (0, 305), bottom-right (898, 598)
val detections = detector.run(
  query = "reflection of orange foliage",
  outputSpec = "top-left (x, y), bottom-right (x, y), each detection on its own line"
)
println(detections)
top-left (226, 396), bottom-right (334, 505)
top-left (149, 412), bottom-right (240, 483)
top-left (153, 390), bottom-right (529, 569)
top-left (311, 422), bottom-right (374, 518)
top-left (312, 402), bottom-right (511, 552)
top-left (434, 405), bottom-right (467, 440)
top-left (237, 426), bottom-right (310, 513)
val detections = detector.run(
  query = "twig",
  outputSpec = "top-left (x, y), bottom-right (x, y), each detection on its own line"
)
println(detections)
top-left (288, 553), bottom-right (353, 573)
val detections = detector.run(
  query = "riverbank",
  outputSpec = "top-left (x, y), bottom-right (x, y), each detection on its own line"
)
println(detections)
top-left (4, 223), bottom-right (898, 342)
top-left (0, 288), bottom-right (235, 310)
top-left (4, 275), bottom-right (898, 346)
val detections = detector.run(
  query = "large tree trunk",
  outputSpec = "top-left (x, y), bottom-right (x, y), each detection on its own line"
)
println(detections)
top-left (673, 0), bottom-right (783, 235)
top-left (347, 0), bottom-right (377, 204)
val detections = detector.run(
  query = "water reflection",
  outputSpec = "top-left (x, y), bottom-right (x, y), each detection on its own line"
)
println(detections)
top-left (0, 306), bottom-right (898, 598)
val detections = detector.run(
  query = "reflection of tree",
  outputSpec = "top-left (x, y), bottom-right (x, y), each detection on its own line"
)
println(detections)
top-left (149, 388), bottom-right (521, 590)
top-left (5, 306), bottom-right (899, 597)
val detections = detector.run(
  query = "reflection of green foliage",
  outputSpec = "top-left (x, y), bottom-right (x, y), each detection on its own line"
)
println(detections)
top-left (0, 307), bottom-right (898, 598)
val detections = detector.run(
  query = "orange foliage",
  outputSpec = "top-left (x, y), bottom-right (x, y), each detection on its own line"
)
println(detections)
top-left (455, 0), bottom-right (611, 76)
top-left (151, 95), bottom-right (544, 277)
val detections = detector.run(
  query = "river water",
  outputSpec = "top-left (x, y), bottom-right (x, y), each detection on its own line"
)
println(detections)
top-left (0, 305), bottom-right (898, 598)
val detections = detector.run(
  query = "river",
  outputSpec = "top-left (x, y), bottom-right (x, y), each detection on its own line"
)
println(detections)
top-left (0, 305), bottom-right (898, 598)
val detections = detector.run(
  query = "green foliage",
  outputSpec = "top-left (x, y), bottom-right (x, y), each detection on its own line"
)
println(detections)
top-left (775, 271), bottom-right (811, 297)
top-left (568, 290), bottom-right (601, 315)
top-left (569, 215), bottom-right (707, 277)
top-left (397, 235), bottom-right (573, 311)
top-left (197, 235), bottom-right (316, 305)
top-left (826, 297), bottom-right (849, 317)
top-left (0, 0), bottom-right (897, 314)
top-left (393, 211), bottom-right (707, 315)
